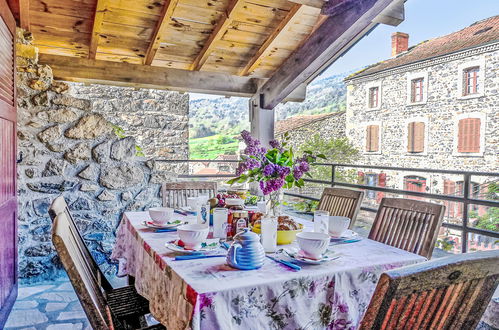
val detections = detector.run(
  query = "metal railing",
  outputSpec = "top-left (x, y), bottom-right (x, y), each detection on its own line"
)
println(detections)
top-left (158, 159), bottom-right (499, 253)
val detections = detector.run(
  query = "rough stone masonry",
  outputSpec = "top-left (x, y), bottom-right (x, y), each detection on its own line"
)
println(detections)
top-left (15, 29), bottom-right (189, 282)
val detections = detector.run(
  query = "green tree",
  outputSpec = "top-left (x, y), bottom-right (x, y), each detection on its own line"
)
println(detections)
top-left (217, 135), bottom-right (234, 145)
top-left (298, 134), bottom-right (359, 183)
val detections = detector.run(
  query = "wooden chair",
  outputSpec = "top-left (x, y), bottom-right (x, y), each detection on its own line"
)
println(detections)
top-left (368, 198), bottom-right (445, 259)
top-left (162, 181), bottom-right (217, 208)
top-left (50, 197), bottom-right (164, 330)
top-left (317, 187), bottom-right (364, 228)
top-left (359, 250), bottom-right (499, 330)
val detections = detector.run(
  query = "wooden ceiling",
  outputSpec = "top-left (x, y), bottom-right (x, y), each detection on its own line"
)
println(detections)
top-left (17, 0), bottom-right (322, 78)
top-left (7, 0), bottom-right (404, 107)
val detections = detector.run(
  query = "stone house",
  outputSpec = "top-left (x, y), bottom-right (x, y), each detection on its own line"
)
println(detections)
top-left (344, 16), bottom-right (499, 252)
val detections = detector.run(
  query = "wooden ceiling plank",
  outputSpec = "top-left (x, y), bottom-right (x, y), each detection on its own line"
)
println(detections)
top-left (40, 53), bottom-right (263, 97)
top-left (144, 0), bottom-right (180, 65)
top-left (19, 0), bottom-right (30, 30)
top-left (287, 0), bottom-right (324, 8)
top-left (189, 0), bottom-right (246, 71)
top-left (89, 0), bottom-right (109, 59)
top-left (239, 4), bottom-right (303, 76)
top-left (259, 0), bottom-right (398, 109)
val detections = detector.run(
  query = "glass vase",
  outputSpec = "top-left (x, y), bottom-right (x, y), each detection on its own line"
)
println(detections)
top-left (267, 189), bottom-right (283, 217)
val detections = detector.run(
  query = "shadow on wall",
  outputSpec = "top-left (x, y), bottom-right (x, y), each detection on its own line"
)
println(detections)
top-left (15, 28), bottom-right (187, 283)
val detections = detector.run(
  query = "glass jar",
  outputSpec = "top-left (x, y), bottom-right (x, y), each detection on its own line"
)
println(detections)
top-left (231, 211), bottom-right (249, 237)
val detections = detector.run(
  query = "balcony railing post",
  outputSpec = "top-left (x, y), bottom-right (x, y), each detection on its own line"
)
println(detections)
top-left (462, 173), bottom-right (471, 253)
top-left (331, 164), bottom-right (336, 187)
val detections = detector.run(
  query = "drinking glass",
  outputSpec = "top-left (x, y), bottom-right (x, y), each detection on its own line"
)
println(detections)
top-left (261, 217), bottom-right (278, 253)
top-left (213, 208), bottom-right (228, 239)
top-left (314, 210), bottom-right (329, 234)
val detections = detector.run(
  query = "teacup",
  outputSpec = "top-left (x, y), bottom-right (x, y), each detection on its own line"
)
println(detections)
top-left (177, 224), bottom-right (209, 250)
top-left (296, 232), bottom-right (330, 259)
top-left (329, 216), bottom-right (351, 237)
top-left (148, 207), bottom-right (174, 225)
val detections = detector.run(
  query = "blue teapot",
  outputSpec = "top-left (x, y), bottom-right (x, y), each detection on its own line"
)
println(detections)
top-left (227, 228), bottom-right (265, 270)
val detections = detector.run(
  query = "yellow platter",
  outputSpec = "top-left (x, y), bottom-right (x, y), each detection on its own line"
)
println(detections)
top-left (251, 223), bottom-right (303, 245)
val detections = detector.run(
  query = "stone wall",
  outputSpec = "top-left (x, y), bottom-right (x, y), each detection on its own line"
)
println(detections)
top-left (276, 111), bottom-right (346, 149)
top-left (15, 30), bottom-right (187, 282)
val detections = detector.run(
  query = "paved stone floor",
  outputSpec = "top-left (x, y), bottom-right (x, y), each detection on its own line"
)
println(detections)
top-left (5, 278), bottom-right (90, 330)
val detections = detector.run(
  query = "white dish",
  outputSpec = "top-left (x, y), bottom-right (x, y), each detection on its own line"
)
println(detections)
top-left (296, 232), bottom-right (330, 259)
top-left (281, 249), bottom-right (339, 265)
top-left (142, 220), bottom-right (186, 229)
top-left (149, 207), bottom-right (174, 225)
top-left (177, 224), bottom-right (209, 250)
top-left (328, 216), bottom-right (351, 237)
top-left (330, 229), bottom-right (359, 240)
top-left (165, 239), bottom-right (220, 254)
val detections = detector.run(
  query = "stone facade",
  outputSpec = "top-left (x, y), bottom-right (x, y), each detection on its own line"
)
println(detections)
top-left (15, 30), bottom-right (188, 282)
top-left (345, 46), bottom-right (498, 173)
top-left (275, 111), bottom-right (346, 149)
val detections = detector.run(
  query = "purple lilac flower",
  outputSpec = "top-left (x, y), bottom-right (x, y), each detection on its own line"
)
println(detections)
top-left (246, 158), bottom-right (261, 170)
top-left (276, 165), bottom-right (290, 178)
top-left (299, 161), bottom-right (310, 172)
top-left (263, 164), bottom-right (276, 176)
top-left (269, 139), bottom-right (280, 149)
top-left (293, 167), bottom-right (303, 180)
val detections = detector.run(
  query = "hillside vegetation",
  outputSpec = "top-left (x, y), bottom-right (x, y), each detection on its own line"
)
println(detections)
top-left (189, 72), bottom-right (350, 159)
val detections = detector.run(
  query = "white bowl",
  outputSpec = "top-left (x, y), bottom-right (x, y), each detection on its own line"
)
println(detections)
top-left (149, 207), bottom-right (174, 225)
top-left (329, 216), bottom-right (351, 237)
top-left (296, 232), bottom-right (330, 259)
top-left (177, 224), bottom-right (209, 250)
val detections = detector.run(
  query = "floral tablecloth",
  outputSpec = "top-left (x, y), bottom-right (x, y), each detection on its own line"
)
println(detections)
top-left (111, 212), bottom-right (426, 330)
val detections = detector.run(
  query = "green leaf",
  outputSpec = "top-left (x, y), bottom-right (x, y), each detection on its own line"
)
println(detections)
top-left (317, 154), bottom-right (327, 160)
top-left (226, 177), bottom-right (239, 185)
top-left (305, 172), bottom-right (313, 178)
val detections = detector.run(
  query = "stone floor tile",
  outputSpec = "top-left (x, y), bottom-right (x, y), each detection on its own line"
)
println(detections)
top-left (4, 309), bottom-right (48, 328)
top-left (13, 300), bottom-right (39, 309)
top-left (53, 282), bottom-right (74, 291)
top-left (46, 322), bottom-right (83, 330)
top-left (17, 285), bottom-right (56, 299)
top-left (45, 302), bottom-right (68, 312)
top-left (57, 311), bottom-right (87, 321)
top-left (68, 301), bottom-right (84, 311)
top-left (37, 291), bottom-right (78, 303)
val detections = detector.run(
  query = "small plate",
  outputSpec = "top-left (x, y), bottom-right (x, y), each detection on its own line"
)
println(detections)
top-left (142, 220), bottom-right (186, 229)
top-left (281, 249), bottom-right (339, 265)
top-left (329, 229), bottom-right (358, 241)
top-left (165, 239), bottom-right (220, 254)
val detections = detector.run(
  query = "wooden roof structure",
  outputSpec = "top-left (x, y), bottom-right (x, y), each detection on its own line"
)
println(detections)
top-left (7, 0), bottom-right (405, 109)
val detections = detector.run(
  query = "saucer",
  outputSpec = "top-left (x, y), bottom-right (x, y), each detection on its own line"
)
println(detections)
top-left (282, 249), bottom-right (339, 265)
top-left (165, 239), bottom-right (220, 254)
top-left (329, 229), bottom-right (358, 241)
top-left (142, 220), bottom-right (186, 229)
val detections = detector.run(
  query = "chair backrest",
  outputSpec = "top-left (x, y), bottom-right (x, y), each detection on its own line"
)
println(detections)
top-left (49, 196), bottom-right (112, 291)
top-left (360, 250), bottom-right (499, 330)
top-left (52, 211), bottom-right (114, 330)
top-left (162, 181), bottom-right (217, 208)
top-left (317, 187), bottom-right (364, 228)
top-left (368, 198), bottom-right (445, 258)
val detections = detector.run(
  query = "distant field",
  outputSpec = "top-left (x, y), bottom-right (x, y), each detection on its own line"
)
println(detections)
top-left (189, 134), bottom-right (239, 159)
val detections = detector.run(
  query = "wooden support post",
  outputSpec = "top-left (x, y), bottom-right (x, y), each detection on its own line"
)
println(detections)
top-left (88, 0), bottom-right (108, 59)
top-left (19, 0), bottom-right (29, 30)
top-left (249, 94), bottom-right (275, 148)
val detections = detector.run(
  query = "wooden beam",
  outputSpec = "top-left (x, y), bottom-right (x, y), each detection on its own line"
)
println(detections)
top-left (39, 54), bottom-right (263, 97)
top-left (19, 0), bottom-right (29, 30)
top-left (190, 0), bottom-right (245, 71)
top-left (239, 4), bottom-right (303, 76)
top-left (88, 0), bottom-right (108, 59)
top-left (259, 0), bottom-right (398, 109)
top-left (144, 0), bottom-right (180, 65)
top-left (287, 0), bottom-right (324, 8)
top-left (372, 0), bottom-right (404, 26)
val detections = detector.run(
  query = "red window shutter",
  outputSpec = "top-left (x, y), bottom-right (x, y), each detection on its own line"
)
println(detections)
top-left (458, 118), bottom-right (480, 153)
top-left (414, 122), bottom-right (425, 152)
top-left (407, 122), bottom-right (414, 152)
top-left (366, 126), bottom-right (371, 151)
top-left (372, 125), bottom-right (379, 152)
top-left (470, 118), bottom-right (480, 153)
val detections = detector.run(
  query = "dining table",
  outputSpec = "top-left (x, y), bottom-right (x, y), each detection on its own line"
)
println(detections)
top-left (111, 211), bottom-right (426, 330)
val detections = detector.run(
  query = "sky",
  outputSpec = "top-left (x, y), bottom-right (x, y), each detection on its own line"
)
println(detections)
top-left (190, 0), bottom-right (499, 101)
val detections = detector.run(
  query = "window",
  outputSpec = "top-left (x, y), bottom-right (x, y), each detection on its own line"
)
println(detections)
top-left (411, 78), bottom-right (424, 103)
top-left (404, 176), bottom-right (426, 200)
top-left (368, 87), bottom-right (379, 108)
top-left (463, 66), bottom-right (479, 95)
top-left (366, 125), bottom-right (379, 152)
top-left (458, 118), bottom-right (481, 153)
top-left (407, 122), bottom-right (425, 153)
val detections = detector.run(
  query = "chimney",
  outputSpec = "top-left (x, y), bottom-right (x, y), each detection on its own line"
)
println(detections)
top-left (391, 32), bottom-right (409, 56)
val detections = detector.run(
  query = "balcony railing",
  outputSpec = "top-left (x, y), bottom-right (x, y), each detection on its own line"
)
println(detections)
top-left (157, 159), bottom-right (499, 253)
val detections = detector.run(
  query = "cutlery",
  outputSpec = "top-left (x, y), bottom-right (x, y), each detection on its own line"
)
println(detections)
top-left (154, 228), bottom-right (177, 233)
top-left (175, 254), bottom-right (226, 260)
top-left (174, 209), bottom-right (197, 216)
top-left (330, 238), bottom-right (362, 245)
top-left (220, 241), bottom-right (230, 250)
top-left (266, 255), bottom-right (301, 271)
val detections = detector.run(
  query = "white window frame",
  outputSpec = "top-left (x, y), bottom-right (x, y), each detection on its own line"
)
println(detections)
top-left (364, 120), bottom-right (382, 155)
top-left (453, 112), bottom-right (486, 157)
top-left (365, 81), bottom-right (382, 110)
top-left (406, 71), bottom-right (428, 105)
top-left (404, 116), bottom-right (429, 155)
top-left (457, 57), bottom-right (485, 99)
